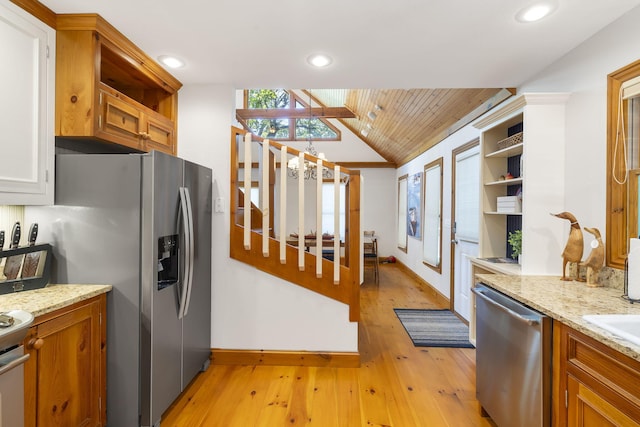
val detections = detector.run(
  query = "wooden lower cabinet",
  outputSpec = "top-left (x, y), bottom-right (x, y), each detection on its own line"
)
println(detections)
top-left (23, 294), bottom-right (107, 427)
top-left (567, 375), bottom-right (638, 426)
top-left (555, 321), bottom-right (640, 427)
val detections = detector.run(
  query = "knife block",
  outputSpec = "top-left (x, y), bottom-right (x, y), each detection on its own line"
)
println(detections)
top-left (0, 243), bottom-right (52, 294)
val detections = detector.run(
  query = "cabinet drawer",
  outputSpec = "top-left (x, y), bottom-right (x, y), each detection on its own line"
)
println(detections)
top-left (100, 90), bottom-right (143, 145)
top-left (564, 326), bottom-right (640, 420)
top-left (144, 114), bottom-right (175, 154)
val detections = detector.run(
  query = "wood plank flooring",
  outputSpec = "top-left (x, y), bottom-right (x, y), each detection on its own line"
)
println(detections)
top-left (162, 263), bottom-right (496, 426)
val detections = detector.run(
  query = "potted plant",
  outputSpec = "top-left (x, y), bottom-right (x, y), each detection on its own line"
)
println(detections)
top-left (508, 230), bottom-right (522, 263)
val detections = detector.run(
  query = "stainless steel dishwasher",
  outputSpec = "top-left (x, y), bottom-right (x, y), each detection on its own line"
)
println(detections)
top-left (472, 284), bottom-right (551, 427)
top-left (0, 309), bottom-right (34, 427)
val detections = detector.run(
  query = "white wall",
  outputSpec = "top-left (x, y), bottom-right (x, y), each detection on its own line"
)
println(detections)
top-left (519, 6), bottom-right (640, 256)
top-left (178, 85), bottom-right (362, 352)
top-left (395, 126), bottom-right (481, 299)
top-left (360, 168), bottom-right (396, 257)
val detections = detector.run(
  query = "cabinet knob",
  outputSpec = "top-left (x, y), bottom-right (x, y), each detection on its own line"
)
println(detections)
top-left (139, 132), bottom-right (150, 140)
top-left (28, 338), bottom-right (44, 350)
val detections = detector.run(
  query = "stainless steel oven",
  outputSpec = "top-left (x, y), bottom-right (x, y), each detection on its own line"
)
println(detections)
top-left (0, 310), bottom-right (34, 427)
top-left (472, 284), bottom-right (552, 427)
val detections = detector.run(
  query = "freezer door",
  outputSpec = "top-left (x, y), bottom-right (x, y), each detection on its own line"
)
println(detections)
top-left (140, 151), bottom-right (184, 427)
top-left (182, 160), bottom-right (212, 387)
top-left (41, 154), bottom-right (144, 427)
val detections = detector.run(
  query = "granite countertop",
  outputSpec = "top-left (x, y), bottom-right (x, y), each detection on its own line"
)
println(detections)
top-left (0, 284), bottom-right (112, 318)
top-left (476, 274), bottom-right (640, 360)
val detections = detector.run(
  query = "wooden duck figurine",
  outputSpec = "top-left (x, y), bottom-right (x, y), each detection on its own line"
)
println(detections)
top-left (552, 212), bottom-right (584, 281)
top-left (580, 227), bottom-right (604, 287)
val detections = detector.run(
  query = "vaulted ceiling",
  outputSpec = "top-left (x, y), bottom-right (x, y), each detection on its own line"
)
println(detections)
top-left (308, 88), bottom-right (513, 165)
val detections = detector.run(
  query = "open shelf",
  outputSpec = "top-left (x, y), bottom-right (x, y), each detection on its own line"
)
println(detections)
top-left (485, 177), bottom-right (523, 187)
top-left (484, 211), bottom-right (523, 216)
top-left (485, 142), bottom-right (523, 158)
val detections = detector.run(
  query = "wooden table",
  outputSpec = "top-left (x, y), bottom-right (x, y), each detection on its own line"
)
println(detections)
top-left (286, 238), bottom-right (344, 252)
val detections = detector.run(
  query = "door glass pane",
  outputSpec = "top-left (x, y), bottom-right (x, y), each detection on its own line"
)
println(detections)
top-left (455, 148), bottom-right (480, 242)
top-left (423, 161), bottom-right (442, 267)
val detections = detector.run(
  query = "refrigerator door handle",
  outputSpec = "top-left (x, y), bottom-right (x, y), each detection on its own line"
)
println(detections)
top-left (182, 187), bottom-right (195, 317)
top-left (178, 187), bottom-right (192, 319)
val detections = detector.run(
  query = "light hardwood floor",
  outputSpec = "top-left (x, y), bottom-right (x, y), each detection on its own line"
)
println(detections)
top-left (162, 263), bottom-right (496, 426)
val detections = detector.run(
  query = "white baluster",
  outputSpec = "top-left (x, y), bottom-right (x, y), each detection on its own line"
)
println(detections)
top-left (298, 152), bottom-right (305, 271)
top-left (279, 146), bottom-right (287, 264)
top-left (262, 139), bottom-right (270, 256)
top-left (316, 158), bottom-right (323, 278)
top-left (334, 166), bottom-right (341, 284)
top-left (243, 133), bottom-right (251, 250)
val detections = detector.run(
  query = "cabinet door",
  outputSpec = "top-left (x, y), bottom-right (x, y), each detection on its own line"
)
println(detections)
top-left (0, 1), bottom-right (54, 205)
top-left (98, 89), bottom-right (144, 151)
top-left (568, 375), bottom-right (640, 427)
top-left (144, 113), bottom-right (176, 155)
top-left (24, 298), bottom-right (104, 427)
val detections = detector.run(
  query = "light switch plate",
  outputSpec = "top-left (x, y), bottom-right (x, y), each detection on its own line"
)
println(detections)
top-left (214, 197), bottom-right (225, 213)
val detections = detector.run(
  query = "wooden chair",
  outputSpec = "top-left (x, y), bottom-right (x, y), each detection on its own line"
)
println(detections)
top-left (363, 231), bottom-right (379, 283)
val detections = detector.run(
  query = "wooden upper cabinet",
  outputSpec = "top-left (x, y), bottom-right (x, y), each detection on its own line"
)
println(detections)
top-left (55, 14), bottom-right (181, 155)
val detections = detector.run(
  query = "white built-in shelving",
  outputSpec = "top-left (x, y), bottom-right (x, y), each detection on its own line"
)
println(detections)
top-left (475, 93), bottom-right (570, 275)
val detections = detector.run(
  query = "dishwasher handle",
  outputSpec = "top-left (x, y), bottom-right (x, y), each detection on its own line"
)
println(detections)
top-left (0, 352), bottom-right (29, 376)
top-left (472, 287), bottom-right (539, 326)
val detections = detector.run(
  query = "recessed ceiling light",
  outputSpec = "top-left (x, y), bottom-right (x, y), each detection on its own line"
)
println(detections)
top-left (158, 55), bottom-right (185, 69)
top-left (515, 1), bottom-right (557, 23)
top-left (307, 53), bottom-right (333, 68)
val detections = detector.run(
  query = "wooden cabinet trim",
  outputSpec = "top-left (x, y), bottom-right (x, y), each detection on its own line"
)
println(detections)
top-left (606, 59), bottom-right (640, 268)
top-left (10, 0), bottom-right (57, 29)
top-left (29, 294), bottom-right (105, 326)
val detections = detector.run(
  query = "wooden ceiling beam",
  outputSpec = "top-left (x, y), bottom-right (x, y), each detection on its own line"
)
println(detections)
top-left (236, 107), bottom-right (356, 119)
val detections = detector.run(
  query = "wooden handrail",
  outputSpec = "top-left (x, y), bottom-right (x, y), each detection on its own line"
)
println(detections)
top-left (229, 126), bottom-right (360, 321)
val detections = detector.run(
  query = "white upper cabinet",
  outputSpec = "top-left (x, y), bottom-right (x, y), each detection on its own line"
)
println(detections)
top-left (0, 0), bottom-right (54, 205)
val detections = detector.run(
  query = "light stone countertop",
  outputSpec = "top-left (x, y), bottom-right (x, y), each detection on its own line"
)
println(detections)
top-left (0, 284), bottom-right (112, 318)
top-left (475, 274), bottom-right (640, 360)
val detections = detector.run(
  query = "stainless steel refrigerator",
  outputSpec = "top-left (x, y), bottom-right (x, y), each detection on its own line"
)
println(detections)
top-left (29, 151), bottom-right (212, 427)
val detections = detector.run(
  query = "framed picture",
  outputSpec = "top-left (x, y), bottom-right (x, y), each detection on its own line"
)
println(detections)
top-left (407, 172), bottom-right (422, 239)
top-left (397, 174), bottom-right (408, 252)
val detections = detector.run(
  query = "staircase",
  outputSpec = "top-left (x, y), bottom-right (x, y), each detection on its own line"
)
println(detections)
top-left (229, 126), bottom-right (361, 322)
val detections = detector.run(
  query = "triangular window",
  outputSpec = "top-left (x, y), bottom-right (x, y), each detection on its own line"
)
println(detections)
top-left (240, 89), bottom-right (340, 141)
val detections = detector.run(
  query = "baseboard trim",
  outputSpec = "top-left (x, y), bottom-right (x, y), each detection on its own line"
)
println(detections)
top-left (394, 260), bottom-right (450, 307)
top-left (211, 349), bottom-right (360, 368)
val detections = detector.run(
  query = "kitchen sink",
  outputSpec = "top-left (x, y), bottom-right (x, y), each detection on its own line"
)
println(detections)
top-left (583, 314), bottom-right (640, 346)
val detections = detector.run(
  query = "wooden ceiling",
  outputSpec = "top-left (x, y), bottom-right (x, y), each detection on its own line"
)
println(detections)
top-left (308, 88), bottom-right (514, 166)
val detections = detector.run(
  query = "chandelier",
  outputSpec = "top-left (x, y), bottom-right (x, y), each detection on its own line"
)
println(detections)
top-left (287, 90), bottom-right (333, 180)
top-left (287, 141), bottom-right (333, 180)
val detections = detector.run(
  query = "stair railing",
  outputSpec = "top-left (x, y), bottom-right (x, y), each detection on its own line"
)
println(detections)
top-left (229, 126), bottom-right (360, 321)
